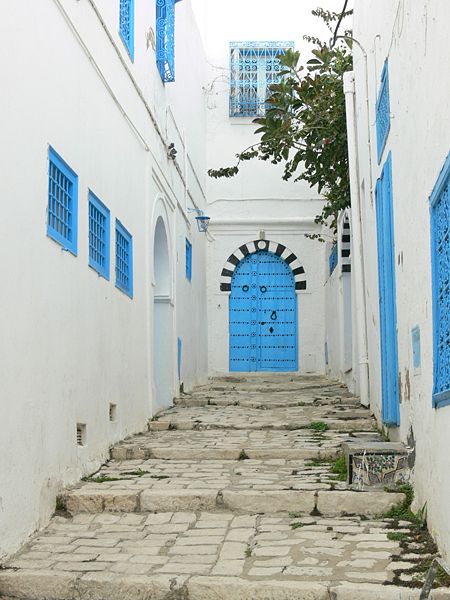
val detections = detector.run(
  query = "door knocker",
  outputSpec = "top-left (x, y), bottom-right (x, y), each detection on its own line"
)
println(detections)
top-left (270, 310), bottom-right (277, 321)
top-left (242, 285), bottom-right (249, 292)
top-left (260, 285), bottom-right (267, 293)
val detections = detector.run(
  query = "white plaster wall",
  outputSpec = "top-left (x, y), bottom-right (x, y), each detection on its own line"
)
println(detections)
top-left (352, 0), bottom-right (450, 559)
top-left (0, 0), bottom-right (208, 559)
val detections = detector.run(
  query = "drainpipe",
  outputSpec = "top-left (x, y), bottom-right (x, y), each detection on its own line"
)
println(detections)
top-left (343, 71), bottom-right (370, 408)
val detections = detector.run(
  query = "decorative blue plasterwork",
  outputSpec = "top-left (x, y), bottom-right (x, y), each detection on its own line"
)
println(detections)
top-left (376, 60), bottom-right (390, 162)
top-left (119, 0), bottom-right (134, 60)
top-left (156, 0), bottom-right (179, 82)
top-left (430, 151), bottom-right (450, 408)
top-left (229, 41), bottom-right (294, 118)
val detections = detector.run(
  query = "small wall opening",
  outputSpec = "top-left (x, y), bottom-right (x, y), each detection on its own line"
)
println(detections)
top-left (76, 423), bottom-right (86, 447)
top-left (109, 404), bottom-right (117, 422)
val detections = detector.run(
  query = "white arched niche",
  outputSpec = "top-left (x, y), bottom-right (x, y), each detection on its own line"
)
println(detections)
top-left (152, 214), bottom-right (174, 413)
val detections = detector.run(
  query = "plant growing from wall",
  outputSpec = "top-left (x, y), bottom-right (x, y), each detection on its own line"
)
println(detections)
top-left (208, 7), bottom-right (353, 234)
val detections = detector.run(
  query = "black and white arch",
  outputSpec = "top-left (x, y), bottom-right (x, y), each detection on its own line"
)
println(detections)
top-left (220, 239), bottom-right (307, 292)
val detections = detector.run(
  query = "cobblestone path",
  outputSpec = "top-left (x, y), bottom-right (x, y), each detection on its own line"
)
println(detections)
top-left (1, 375), bottom-right (449, 599)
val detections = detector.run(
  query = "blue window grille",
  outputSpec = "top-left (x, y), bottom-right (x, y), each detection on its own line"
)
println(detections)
top-left (185, 238), bottom-right (192, 281)
top-left (119, 0), bottom-right (134, 60)
top-left (156, 0), bottom-right (182, 82)
top-left (47, 147), bottom-right (78, 255)
top-left (329, 244), bottom-right (338, 275)
top-left (115, 220), bottom-right (133, 297)
top-left (430, 152), bottom-right (450, 408)
top-left (229, 41), bottom-right (293, 117)
top-left (88, 191), bottom-right (110, 279)
top-left (376, 60), bottom-right (390, 162)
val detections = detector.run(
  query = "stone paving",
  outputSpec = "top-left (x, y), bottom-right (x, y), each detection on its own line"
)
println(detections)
top-left (2, 375), bottom-right (449, 599)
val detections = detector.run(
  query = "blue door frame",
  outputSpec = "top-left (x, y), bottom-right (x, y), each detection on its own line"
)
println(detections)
top-left (229, 251), bottom-right (298, 372)
top-left (376, 153), bottom-right (400, 426)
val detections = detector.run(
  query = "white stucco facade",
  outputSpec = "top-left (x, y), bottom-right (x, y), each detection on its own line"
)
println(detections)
top-left (0, 0), bottom-right (208, 559)
top-left (349, 0), bottom-right (450, 559)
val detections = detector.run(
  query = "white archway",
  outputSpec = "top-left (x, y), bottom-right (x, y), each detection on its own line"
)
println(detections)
top-left (152, 211), bottom-right (174, 413)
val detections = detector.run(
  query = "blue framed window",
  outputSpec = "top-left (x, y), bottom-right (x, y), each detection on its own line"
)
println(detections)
top-left (430, 152), bottom-right (450, 408)
top-left (88, 191), bottom-right (110, 279)
top-left (185, 238), bottom-right (192, 281)
top-left (115, 220), bottom-right (133, 297)
top-left (119, 0), bottom-right (134, 60)
top-left (47, 147), bottom-right (78, 255)
top-left (229, 41), bottom-right (293, 117)
top-left (376, 60), bottom-right (391, 162)
top-left (329, 244), bottom-right (338, 275)
top-left (156, 0), bottom-right (182, 82)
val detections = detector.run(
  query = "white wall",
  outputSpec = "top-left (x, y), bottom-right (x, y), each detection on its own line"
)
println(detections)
top-left (0, 0), bottom-right (208, 559)
top-left (352, 0), bottom-right (450, 559)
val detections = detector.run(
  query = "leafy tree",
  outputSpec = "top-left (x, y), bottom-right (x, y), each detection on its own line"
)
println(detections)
top-left (208, 8), bottom-right (353, 235)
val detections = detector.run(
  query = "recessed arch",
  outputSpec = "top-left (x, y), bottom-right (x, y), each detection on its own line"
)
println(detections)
top-left (220, 239), bottom-right (306, 292)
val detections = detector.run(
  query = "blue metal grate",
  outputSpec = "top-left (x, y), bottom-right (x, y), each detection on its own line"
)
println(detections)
top-left (329, 244), bottom-right (338, 275)
top-left (156, 0), bottom-right (176, 82)
top-left (47, 147), bottom-right (78, 255)
top-left (229, 41), bottom-right (293, 117)
top-left (185, 238), bottom-right (192, 281)
top-left (115, 220), bottom-right (133, 297)
top-left (88, 192), bottom-right (110, 279)
top-left (430, 152), bottom-right (450, 408)
top-left (119, 0), bottom-right (134, 60)
top-left (376, 60), bottom-right (390, 162)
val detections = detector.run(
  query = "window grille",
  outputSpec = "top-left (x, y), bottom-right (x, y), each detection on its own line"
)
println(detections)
top-left (119, 0), bottom-right (134, 60)
top-left (430, 152), bottom-right (450, 408)
top-left (156, 0), bottom-right (181, 82)
top-left (229, 41), bottom-right (293, 117)
top-left (186, 238), bottom-right (192, 281)
top-left (329, 244), bottom-right (338, 275)
top-left (115, 220), bottom-right (133, 297)
top-left (88, 192), bottom-right (110, 280)
top-left (47, 147), bottom-right (78, 255)
top-left (376, 60), bottom-right (390, 162)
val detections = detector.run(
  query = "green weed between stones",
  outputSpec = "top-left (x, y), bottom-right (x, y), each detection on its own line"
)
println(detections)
top-left (309, 421), bottom-right (329, 433)
top-left (55, 495), bottom-right (66, 511)
top-left (380, 484), bottom-right (425, 525)
top-left (387, 531), bottom-right (408, 542)
top-left (290, 522), bottom-right (304, 530)
top-left (330, 455), bottom-right (347, 481)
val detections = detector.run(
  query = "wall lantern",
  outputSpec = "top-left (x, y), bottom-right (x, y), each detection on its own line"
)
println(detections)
top-left (188, 208), bottom-right (210, 233)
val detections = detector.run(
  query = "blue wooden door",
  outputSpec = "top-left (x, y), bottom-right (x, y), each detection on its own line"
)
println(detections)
top-left (229, 250), bottom-right (298, 372)
top-left (376, 153), bottom-right (400, 425)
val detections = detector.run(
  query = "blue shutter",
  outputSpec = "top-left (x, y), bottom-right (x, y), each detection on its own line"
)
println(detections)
top-left (115, 220), bottom-right (133, 297)
top-left (185, 239), bottom-right (192, 281)
top-left (47, 147), bottom-right (78, 255)
top-left (119, 0), bottom-right (134, 60)
top-left (88, 191), bottom-right (110, 280)
top-left (430, 152), bottom-right (450, 408)
top-left (376, 60), bottom-right (391, 162)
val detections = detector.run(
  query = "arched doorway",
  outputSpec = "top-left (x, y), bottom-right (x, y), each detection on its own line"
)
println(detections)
top-left (153, 216), bottom-right (173, 412)
top-left (229, 250), bottom-right (298, 372)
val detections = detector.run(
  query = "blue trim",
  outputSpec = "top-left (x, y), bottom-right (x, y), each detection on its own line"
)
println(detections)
top-left (329, 244), bottom-right (338, 275)
top-left (411, 326), bottom-right (421, 370)
top-left (376, 153), bottom-right (400, 426)
top-left (376, 60), bottom-right (391, 163)
top-left (88, 191), bottom-right (110, 280)
top-left (119, 0), bottom-right (134, 61)
top-left (430, 151), bottom-right (450, 408)
top-left (177, 337), bottom-right (182, 380)
top-left (47, 146), bottom-right (78, 256)
top-left (115, 219), bottom-right (133, 298)
top-left (185, 238), bottom-right (192, 281)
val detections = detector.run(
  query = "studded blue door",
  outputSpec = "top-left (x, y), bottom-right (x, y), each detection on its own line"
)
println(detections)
top-left (229, 251), bottom-right (298, 372)
top-left (376, 153), bottom-right (400, 426)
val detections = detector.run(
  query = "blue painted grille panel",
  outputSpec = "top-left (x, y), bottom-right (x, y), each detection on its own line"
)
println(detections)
top-left (156, 0), bottom-right (175, 82)
top-left (375, 153), bottom-right (399, 425)
top-left (229, 251), bottom-right (297, 372)
top-left (119, 0), bottom-right (134, 60)
top-left (47, 147), bottom-right (78, 255)
top-left (186, 238), bottom-right (192, 281)
top-left (115, 220), bottom-right (133, 297)
top-left (89, 192), bottom-right (110, 279)
top-left (430, 153), bottom-right (450, 407)
top-left (229, 42), bottom-right (293, 117)
top-left (376, 60), bottom-right (390, 162)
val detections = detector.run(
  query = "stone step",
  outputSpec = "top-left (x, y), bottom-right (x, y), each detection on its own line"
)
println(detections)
top-left (149, 405), bottom-right (374, 432)
top-left (174, 395), bottom-right (362, 409)
top-left (3, 512), bottom-right (448, 599)
top-left (63, 459), bottom-right (404, 517)
top-left (110, 429), bottom-right (357, 461)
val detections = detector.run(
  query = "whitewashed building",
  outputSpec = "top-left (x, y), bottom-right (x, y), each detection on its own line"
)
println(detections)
top-left (346, 0), bottom-right (450, 559)
top-left (0, 0), bottom-right (347, 561)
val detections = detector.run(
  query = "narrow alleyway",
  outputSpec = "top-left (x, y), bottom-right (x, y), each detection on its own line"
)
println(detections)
top-left (1, 376), bottom-right (449, 599)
